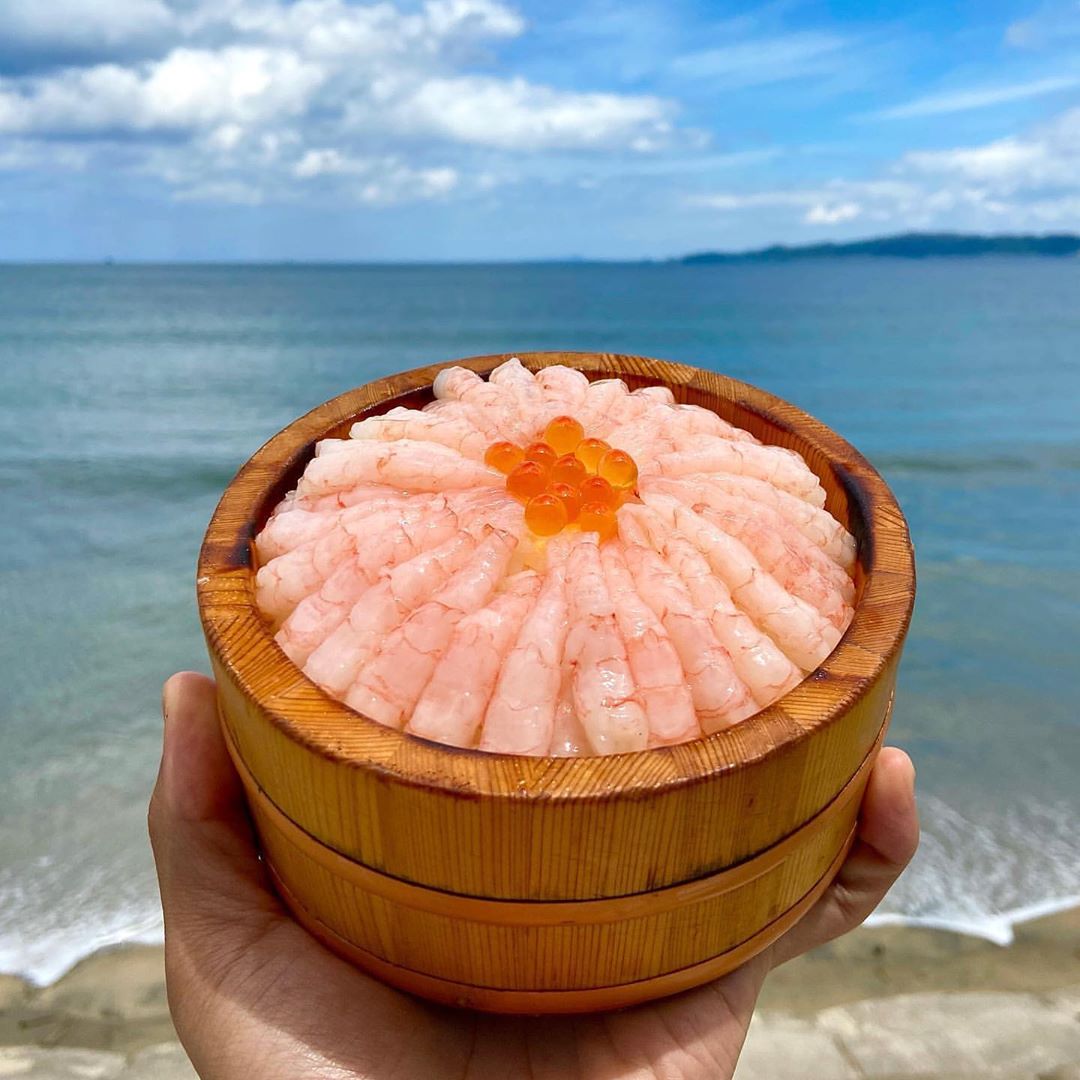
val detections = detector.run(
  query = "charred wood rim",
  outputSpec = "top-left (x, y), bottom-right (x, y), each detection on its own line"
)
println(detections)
top-left (197, 351), bottom-right (916, 801)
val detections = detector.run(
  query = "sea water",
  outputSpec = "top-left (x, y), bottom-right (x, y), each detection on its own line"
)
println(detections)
top-left (1, 260), bottom-right (1077, 982)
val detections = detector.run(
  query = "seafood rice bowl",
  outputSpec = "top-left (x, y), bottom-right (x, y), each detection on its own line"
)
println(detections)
top-left (253, 358), bottom-right (857, 757)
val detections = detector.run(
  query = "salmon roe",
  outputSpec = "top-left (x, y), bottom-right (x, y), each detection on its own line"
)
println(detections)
top-left (574, 437), bottom-right (610, 474)
top-left (544, 415), bottom-right (585, 455)
top-left (524, 493), bottom-right (569, 536)
top-left (523, 441), bottom-right (557, 470)
top-left (507, 461), bottom-right (549, 501)
top-left (598, 448), bottom-right (638, 491)
top-left (579, 475), bottom-right (617, 508)
top-left (548, 481), bottom-right (582, 522)
top-left (486, 418), bottom-right (636, 540)
top-left (484, 440), bottom-right (524, 474)
top-left (550, 453), bottom-right (587, 487)
top-left (578, 502), bottom-right (618, 541)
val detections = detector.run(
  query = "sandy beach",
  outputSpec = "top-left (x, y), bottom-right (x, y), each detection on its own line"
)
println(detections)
top-left (1, 906), bottom-right (1077, 1078)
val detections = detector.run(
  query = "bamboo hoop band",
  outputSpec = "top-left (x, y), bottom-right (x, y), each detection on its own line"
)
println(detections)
top-left (223, 698), bottom-right (888, 927)
top-left (266, 832), bottom-right (854, 1014)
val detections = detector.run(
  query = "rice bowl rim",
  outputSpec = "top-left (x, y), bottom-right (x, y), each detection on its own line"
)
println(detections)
top-left (197, 351), bottom-right (915, 801)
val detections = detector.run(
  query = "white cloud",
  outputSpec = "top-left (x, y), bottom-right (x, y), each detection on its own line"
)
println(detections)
top-left (0, 0), bottom-right (681, 205)
top-left (902, 108), bottom-right (1080, 190)
top-left (691, 105), bottom-right (1080, 233)
top-left (805, 201), bottom-right (861, 224)
top-left (1005, 1), bottom-right (1080, 48)
top-left (0, 47), bottom-right (324, 136)
top-left (873, 75), bottom-right (1080, 120)
top-left (374, 75), bottom-right (672, 151)
top-left (672, 32), bottom-right (849, 88)
top-left (0, 0), bottom-right (174, 62)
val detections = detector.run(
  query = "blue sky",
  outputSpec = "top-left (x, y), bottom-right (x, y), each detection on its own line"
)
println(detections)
top-left (1, 0), bottom-right (1079, 260)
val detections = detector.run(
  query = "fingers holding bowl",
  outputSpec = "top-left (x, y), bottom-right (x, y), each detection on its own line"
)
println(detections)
top-left (768, 746), bottom-right (919, 968)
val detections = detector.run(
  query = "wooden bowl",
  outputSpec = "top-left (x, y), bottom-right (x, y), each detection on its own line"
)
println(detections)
top-left (197, 351), bottom-right (915, 1014)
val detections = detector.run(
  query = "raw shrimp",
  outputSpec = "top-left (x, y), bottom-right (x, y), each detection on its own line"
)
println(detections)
top-left (349, 407), bottom-right (490, 460)
top-left (255, 491), bottom-right (411, 562)
top-left (255, 498), bottom-right (436, 624)
top-left (643, 479), bottom-right (854, 624)
top-left (600, 542), bottom-right (699, 746)
top-left (624, 505), bottom-right (803, 704)
top-left (562, 535), bottom-right (649, 754)
top-left (620, 532), bottom-right (756, 733)
top-left (480, 551), bottom-right (571, 755)
top-left (283, 525), bottom-right (483, 675)
top-left (408, 572), bottom-right (542, 748)
top-left (653, 437), bottom-right (826, 506)
top-left (536, 364), bottom-right (589, 416)
top-left (575, 378), bottom-right (630, 437)
top-left (644, 473), bottom-right (856, 570)
top-left (432, 366), bottom-right (532, 444)
top-left (297, 439), bottom-right (501, 497)
top-left (345, 530), bottom-right (517, 727)
top-left (487, 358), bottom-right (549, 435)
top-left (644, 495), bottom-right (842, 672)
top-left (548, 668), bottom-right (588, 757)
top-left (666, 403), bottom-right (760, 445)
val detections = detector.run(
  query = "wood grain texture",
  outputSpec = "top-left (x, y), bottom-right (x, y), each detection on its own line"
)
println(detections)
top-left (197, 351), bottom-right (916, 1012)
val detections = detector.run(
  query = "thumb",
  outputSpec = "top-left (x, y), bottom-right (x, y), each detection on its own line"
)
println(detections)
top-left (149, 672), bottom-right (280, 937)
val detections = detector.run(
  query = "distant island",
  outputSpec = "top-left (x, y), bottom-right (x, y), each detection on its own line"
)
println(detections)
top-left (680, 232), bottom-right (1080, 263)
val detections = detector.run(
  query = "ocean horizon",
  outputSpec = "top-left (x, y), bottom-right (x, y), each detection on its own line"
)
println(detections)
top-left (1, 259), bottom-right (1077, 984)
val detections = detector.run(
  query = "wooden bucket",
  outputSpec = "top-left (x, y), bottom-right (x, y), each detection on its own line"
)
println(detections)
top-left (197, 351), bottom-right (915, 1014)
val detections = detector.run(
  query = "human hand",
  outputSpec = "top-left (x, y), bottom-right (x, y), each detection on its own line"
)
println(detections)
top-left (150, 671), bottom-right (918, 1080)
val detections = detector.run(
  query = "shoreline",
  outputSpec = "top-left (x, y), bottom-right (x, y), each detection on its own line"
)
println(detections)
top-left (1, 906), bottom-right (1078, 1073)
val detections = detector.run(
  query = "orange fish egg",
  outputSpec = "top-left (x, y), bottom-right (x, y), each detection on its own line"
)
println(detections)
top-left (598, 448), bottom-right (638, 491)
top-left (544, 415), bottom-right (585, 456)
top-left (550, 453), bottom-right (587, 487)
top-left (523, 441), bottom-right (557, 470)
top-left (484, 440), bottom-right (524, 475)
top-left (547, 481), bottom-right (581, 522)
top-left (579, 502), bottom-right (618, 541)
top-left (579, 475), bottom-right (616, 508)
top-left (575, 437), bottom-right (610, 473)
top-left (507, 461), bottom-right (549, 501)
top-left (525, 493), bottom-right (569, 537)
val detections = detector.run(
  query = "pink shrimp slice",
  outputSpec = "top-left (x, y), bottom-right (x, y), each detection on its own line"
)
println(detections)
top-left (653, 437), bottom-right (826, 506)
top-left (562, 535), bottom-right (649, 754)
top-left (693, 502), bottom-right (854, 629)
top-left (407, 571), bottom-right (542, 748)
top-left (619, 529), bottom-right (756, 734)
top-left (285, 525), bottom-right (482, 677)
top-left (645, 473), bottom-right (856, 570)
top-left (536, 364), bottom-right (589, 417)
top-left (290, 484), bottom-right (410, 514)
top-left (645, 495), bottom-right (842, 672)
top-left (255, 491), bottom-right (412, 562)
top-left (344, 530), bottom-right (518, 728)
top-left (549, 667), bottom-right (588, 757)
top-left (297, 439), bottom-right (501, 498)
top-left (432, 366), bottom-right (532, 444)
top-left (666, 403), bottom-right (761, 445)
top-left (480, 556), bottom-right (571, 755)
top-left (349, 406), bottom-right (490, 460)
top-left (624, 505), bottom-right (803, 705)
top-left (643, 479), bottom-right (854, 625)
top-left (255, 498), bottom-right (441, 625)
top-left (287, 491), bottom-right (517, 673)
top-left (487, 358), bottom-right (549, 436)
top-left (575, 378), bottom-right (630, 437)
top-left (600, 541), bottom-right (699, 746)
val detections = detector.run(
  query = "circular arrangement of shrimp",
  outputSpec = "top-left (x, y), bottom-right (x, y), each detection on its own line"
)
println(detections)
top-left (254, 359), bottom-right (857, 757)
